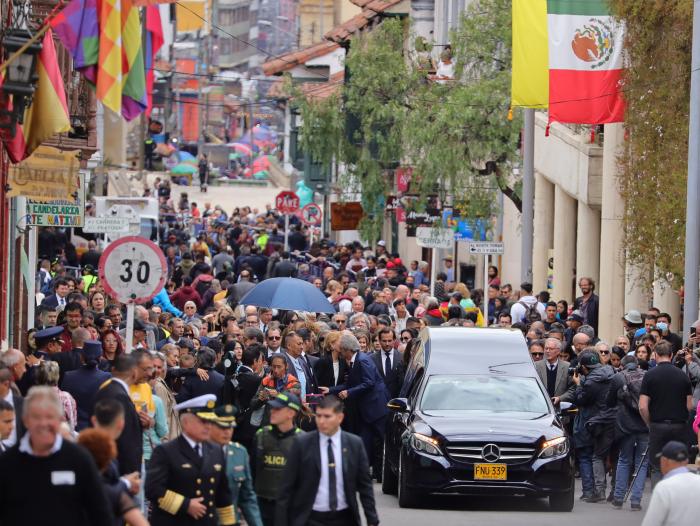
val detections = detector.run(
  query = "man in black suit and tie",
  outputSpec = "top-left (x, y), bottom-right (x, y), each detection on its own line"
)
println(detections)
top-left (276, 395), bottom-right (379, 526)
top-left (321, 332), bottom-right (389, 468)
top-left (372, 328), bottom-right (404, 399)
top-left (40, 278), bottom-right (70, 310)
top-left (176, 348), bottom-right (226, 403)
top-left (283, 331), bottom-right (318, 399)
top-left (92, 354), bottom-right (144, 475)
top-left (534, 338), bottom-right (576, 405)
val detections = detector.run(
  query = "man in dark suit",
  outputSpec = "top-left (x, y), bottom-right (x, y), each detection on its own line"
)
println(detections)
top-left (40, 277), bottom-right (70, 310)
top-left (276, 395), bottom-right (378, 526)
top-left (323, 332), bottom-right (389, 466)
top-left (283, 331), bottom-right (318, 399)
top-left (0, 367), bottom-right (23, 449)
top-left (271, 252), bottom-right (297, 278)
top-left (93, 354), bottom-right (144, 475)
top-left (372, 328), bottom-right (404, 399)
top-left (146, 394), bottom-right (237, 526)
top-left (176, 348), bottom-right (225, 403)
top-left (534, 338), bottom-right (576, 405)
top-left (220, 344), bottom-right (264, 453)
top-left (51, 326), bottom-right (89, 385)
top-left (62, 340), bottom-right (111, 431)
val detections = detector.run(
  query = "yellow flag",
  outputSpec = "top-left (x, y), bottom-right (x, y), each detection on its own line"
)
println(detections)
top-left (511, 0), bottom-right (549, 109)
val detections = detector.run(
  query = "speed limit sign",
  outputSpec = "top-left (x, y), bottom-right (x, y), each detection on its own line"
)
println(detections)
top-left (98, 236), bottom-right (167, 304)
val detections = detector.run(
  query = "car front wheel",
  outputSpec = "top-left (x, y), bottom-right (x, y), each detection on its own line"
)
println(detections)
top-left (549, 486), bottom-right (574, 512)
top-left (397, 449), bottom-right (420, 508)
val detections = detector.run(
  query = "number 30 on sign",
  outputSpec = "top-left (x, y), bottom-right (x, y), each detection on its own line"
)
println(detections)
top-left (99, 236), bottom-right (167, 304)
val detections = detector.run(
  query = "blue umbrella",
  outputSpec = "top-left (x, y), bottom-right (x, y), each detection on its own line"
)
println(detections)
top-left (238, 277), bottom-right (335, 313)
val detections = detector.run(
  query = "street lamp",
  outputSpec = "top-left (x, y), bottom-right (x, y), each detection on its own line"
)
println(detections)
top-left (0, 27), bottom-right (42, 136)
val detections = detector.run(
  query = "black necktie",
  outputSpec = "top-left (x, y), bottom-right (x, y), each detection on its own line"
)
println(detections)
top-left (194, 443), bottom-right (201, 457)
top-left (385, 352), bottom-right (392, 377)
top-left (327, 438), bottom-right (337, 511)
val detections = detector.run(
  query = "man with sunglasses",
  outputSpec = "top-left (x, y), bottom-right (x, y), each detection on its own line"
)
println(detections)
top-left (265, 327), bottom-right (282, 358)
top-left (332, 315), bottom-right (347, 330)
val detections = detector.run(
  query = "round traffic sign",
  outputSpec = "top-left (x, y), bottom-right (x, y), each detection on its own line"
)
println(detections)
top-left (276, 191), bottom-right (300, 214)
top-left (98, 236), bottom-right (167, 304)
top-left (301, 203), bottom-right (322, 226)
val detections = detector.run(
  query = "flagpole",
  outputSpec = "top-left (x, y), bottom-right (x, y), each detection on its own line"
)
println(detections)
top-left (683, 0), bottom-right (700, 337)
top-left (521, 108), bottom-right (535, 283)
top-left (0, 25), bottom-right (49, 75)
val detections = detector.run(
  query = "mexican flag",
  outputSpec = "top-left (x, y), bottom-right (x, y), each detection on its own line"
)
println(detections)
top-left (547, 0), bottom-right (625, 124)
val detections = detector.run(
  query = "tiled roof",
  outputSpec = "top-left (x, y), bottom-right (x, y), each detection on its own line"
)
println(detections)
top-left (324, 0), bottom-right (405, 44)
top-left (262, 41), bottom-right (340, 76)
top-left (297, 71), bottom-right (345, 101)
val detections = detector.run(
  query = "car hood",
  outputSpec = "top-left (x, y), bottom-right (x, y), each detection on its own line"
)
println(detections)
top-left (415, 411), bottom-right (563, 442)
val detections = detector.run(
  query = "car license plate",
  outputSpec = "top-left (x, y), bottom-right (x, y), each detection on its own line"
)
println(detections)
top-left (474, 463), bottom-right (507, 480)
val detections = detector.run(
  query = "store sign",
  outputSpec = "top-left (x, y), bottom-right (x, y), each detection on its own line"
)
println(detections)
top-left (331, 202), bottom-right (363, 231)
top-left (8, 146), bottom-right (80, 201)
top-left (415, 227), bottom-right (454, 249)
top-left (26, 171), bottom-right (86, 227)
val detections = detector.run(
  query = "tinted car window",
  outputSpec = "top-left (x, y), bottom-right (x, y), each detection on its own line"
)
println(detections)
top-left (421, 375), bottom-right (549, 415)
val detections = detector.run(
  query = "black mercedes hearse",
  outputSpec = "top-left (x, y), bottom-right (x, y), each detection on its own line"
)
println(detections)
top-left (382, 327), bottom-right (575, 511)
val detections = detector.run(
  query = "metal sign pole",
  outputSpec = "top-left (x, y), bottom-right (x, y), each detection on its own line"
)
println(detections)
top-left (125, 302), bottom-right (135, 353)
top-left (284, 214), bottom-right (289, 252)
top-left (483, 254), bottom-right (489, 326)
top-left (430, 247), bottom-right (438, 297)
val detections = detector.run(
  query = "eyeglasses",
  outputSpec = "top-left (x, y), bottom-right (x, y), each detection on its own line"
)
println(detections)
top-left (599, 350), bottom-right (610, 355)
top-left (268, 336), bottom-right (281, 340)
top-left (334, 319), bottom-right (347, 324)
top-left (400, 337), bottom-right (411, 343)
top-left (530, 352), bottom-right (544, 357)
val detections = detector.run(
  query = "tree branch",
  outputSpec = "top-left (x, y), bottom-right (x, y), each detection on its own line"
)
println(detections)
top-left (494, 165), bottom-right (522, 212)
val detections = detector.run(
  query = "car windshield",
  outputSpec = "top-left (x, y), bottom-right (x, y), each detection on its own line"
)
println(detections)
top-left (420, 375), bottom-right (549, 415)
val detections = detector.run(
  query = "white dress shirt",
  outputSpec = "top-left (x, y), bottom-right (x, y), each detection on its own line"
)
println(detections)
top-left (182, 432), bottom-right (202, 456)
top-left (19, 431), bottom-right (63, 456)
top-left (312, 429), bottom-right (348, 512)
top-left (3, 390), bottom-right (17, 447)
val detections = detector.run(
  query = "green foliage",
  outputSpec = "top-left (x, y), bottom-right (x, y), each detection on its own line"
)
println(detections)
top-left (610, 0), bottom-right (692, 285)
top-left (296, 0), bottom-right (522, 241)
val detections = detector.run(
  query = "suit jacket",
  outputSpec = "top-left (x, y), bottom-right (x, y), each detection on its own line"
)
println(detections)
top-left (93, 379), bottom-right (143, 474)
top-left (271, 260), bottom-right (297, 278)
top-left (314, 355), bottom-right (349, 388)
top-left (330, 352), bottom-right (389, 424)
top-left (50, 349), bottom-right (83, 386)
top-left (275, 431), bottom-right (378, 526)
top-left (11, 394), bottom-right (25, 445)
top-left (371, 349), bottom-right (404, 399)
top-left (283, 352), bottom-right (318, 396)
top-left (62, 366), bottom-right (111, 431)
top-left (40, 294), bottom-right (62, 309)
top-left (175, 368), bottom-right (225, 404)
top-left (146, 436), bottom-right (235, 526)
top-left (534, 359), bottom-right (575, 403)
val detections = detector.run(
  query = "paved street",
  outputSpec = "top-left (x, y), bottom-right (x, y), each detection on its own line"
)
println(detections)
top-left (373, 480), bottom-right (646, 526)
top-left (155, 174), bottom-right (281, 211)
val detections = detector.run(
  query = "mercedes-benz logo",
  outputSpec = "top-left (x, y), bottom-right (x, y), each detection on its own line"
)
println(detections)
top-left (481, 443), bottom-right (501, 462)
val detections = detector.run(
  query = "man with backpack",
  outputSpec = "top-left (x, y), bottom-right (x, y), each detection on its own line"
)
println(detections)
top-left (606, 355), bottom-right (648, 510)
top-left (510, 282), bottom-right (545, 324)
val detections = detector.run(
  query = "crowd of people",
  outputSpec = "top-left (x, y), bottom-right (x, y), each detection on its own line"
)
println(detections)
top-left (2, 183), bottom-right (699, 525)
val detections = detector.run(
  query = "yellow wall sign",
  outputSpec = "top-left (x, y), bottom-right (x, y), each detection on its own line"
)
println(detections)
top-left (7, 146), bottom-right (79, 202)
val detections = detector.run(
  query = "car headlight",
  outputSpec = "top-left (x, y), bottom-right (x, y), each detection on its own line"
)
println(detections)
top-left (538, 436), bottom-right (569, 459)
top-left (410, 432), bottom-right (441, 456)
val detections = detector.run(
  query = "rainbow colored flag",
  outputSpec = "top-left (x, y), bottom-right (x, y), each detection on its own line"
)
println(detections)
top-left (52, 0), bottom-right (146, 121)
top-left (144, 5), bottom-right (164, 116)
top-left (4, 29), bottom-right (71, 163)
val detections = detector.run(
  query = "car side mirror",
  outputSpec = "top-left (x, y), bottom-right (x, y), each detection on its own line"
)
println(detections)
top-left (387, 397), bottom-right (409, 412)
top-left (559, 402), bottom-right (572, 411)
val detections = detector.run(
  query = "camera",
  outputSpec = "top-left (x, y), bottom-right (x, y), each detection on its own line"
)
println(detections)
top-left (567, 365), bottom-right (583, 377)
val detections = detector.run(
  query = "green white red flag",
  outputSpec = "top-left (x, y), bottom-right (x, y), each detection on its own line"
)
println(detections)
top-left (547, 0), bottom-right (625, 124)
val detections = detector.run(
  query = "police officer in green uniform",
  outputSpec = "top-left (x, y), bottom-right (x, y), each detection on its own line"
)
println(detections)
top-left (210, 405), bottom-right (263, 526)
top-left (146, 394), bottom-right (238, 526)
top-left (253, 392), bottom-right (304, 526)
